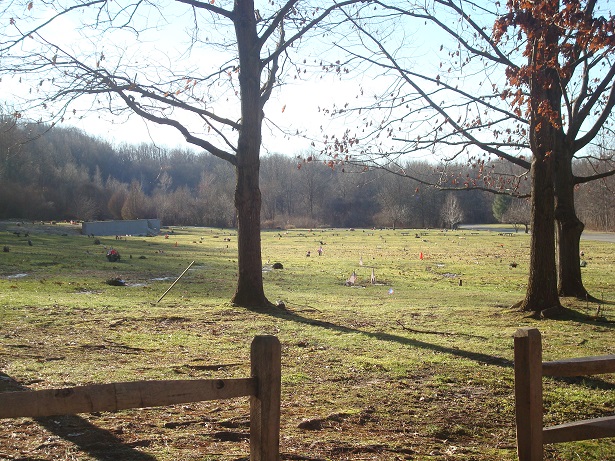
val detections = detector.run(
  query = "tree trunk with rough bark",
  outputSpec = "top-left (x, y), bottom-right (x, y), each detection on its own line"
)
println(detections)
top-left (522, 154), bottom-right (561, 314)
top-left (232, 160), bottom-right (269, 307)
top-left (520, 10), bottom-right (563, 316)
top-left (230, 0), bottom-right (271, 308)
top-left (554, 153), bottom-right (590, 299)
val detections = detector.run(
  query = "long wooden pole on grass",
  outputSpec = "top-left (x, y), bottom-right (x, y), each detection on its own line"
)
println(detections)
top-left (157, 260), bottom-right (195, 303)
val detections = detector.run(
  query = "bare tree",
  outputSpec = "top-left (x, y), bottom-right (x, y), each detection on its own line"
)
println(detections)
top-left (328, 0), bottom-right (615, 314)
top-left (1, 0), bottom-right (363, 307)
top-left (440, 193), bottom-right (463, 229)
top-left (502, 198), bottom-right (531, 233)
top-left (121, 180), bottom-right (153, 220)
top-left (575, 146), bottom-right (615, 232)
top-left (377, 168), bottom-right (411, 229)
top-left (197, 167), bottom-right (236, 228)
top-left (295, 154), bottom-right (332, 225)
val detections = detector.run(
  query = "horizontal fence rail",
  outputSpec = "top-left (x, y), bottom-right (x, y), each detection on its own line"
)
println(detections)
top-left (0, 378), bottom-right (257, 419)
top-left (0, 335), bottom-right (281, 461)
top-left (514, 328), bottom-right (615, 461)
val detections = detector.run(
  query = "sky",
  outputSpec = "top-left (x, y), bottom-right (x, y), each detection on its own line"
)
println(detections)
top-left (1, 0), bottom-right (535, 163)
top-left (8, 0), bottom-right (614, 162)
top-left (0, 0), bottom-right (395, 157)
top-left (72, 72), bottom-right (371, 155)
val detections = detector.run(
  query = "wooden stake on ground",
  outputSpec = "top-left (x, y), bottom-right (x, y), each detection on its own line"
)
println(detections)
top-left (157, 260), bottom-right (195, 303)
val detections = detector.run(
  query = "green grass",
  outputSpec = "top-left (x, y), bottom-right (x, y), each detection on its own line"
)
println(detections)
top-left (0, 222), bottom-right (613, 460)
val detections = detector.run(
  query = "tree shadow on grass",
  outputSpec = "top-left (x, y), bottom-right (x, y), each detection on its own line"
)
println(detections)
top-left (256, 305), bottom-right (615, 390)
top-left (267, 306), bottom-right (514, 368)
top-left (0, 372), bottom-right (157, 461)
top-left (551, 305), bottom-right (615, 328)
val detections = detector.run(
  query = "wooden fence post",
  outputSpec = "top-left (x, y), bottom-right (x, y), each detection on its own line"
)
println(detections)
top-left (250, 335), bottom-right (281, 461)
top-left (514, 328), bottom-right (544, 461)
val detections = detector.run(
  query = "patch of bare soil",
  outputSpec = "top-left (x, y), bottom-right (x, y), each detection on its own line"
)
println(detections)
top-left (0, 340), bottom-right (517, 461)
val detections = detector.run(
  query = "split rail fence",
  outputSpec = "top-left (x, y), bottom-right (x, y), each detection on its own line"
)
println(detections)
top-left (0, 335), bottom-right (281, 461)
top-left (514, 327), bottom-right (615, 461)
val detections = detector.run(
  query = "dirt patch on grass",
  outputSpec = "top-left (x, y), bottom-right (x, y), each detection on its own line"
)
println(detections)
top-left (0, 309), bottom-right (519, 461)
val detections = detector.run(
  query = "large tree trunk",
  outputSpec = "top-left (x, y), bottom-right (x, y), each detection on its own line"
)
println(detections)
top-left (520, 8), bottom-right (562, 315)
top-left (230, 0), bottom-right (270, 308)
top-left (554, 153), bottom-right (590, 299)
top-left (232, 157), bottom-right (269, 307)
top-left (521, 154), bottom-right (561, 314)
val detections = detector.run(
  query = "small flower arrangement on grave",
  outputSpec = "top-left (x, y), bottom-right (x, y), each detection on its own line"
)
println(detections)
top-left (106, 248), bottom-right (120, 262)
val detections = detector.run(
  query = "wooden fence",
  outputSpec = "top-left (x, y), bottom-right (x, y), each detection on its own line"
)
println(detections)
top-left (514, 327), bottom-right (615, 461)
top-left (0, 335), bottom-right (281, 461)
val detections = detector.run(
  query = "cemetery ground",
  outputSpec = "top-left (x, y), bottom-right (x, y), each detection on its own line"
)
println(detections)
top-left (0, 222), bottom-right (613, 461)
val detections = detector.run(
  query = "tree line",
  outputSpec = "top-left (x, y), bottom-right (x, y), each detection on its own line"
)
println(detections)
top-left (1, 119), bottom-right (612, 231)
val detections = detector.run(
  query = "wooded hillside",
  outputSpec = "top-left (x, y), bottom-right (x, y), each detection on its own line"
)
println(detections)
top-left (1, 119), bottom-right (612, 230)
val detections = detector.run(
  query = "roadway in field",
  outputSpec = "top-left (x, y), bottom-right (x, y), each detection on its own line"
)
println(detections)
top-left (459, 225), bottom-right (615, 244)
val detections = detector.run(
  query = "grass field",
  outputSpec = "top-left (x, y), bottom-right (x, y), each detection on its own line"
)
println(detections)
top-left (0, 221), bottom-right (613, 460)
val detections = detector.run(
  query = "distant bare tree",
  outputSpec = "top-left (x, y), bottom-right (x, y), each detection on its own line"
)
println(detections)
top-left (502, 198), bottom-right (531, 233)
top-left (377, 170), bottom-right (410, 229)
top-left (121, 181), bottom-right (153, 220)
top-left (73, 196), bottom-right (99, 222)
top-left (440, 193), bottom-right (463, 229)
top-left (575, 143), bottom-right (615, 232)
